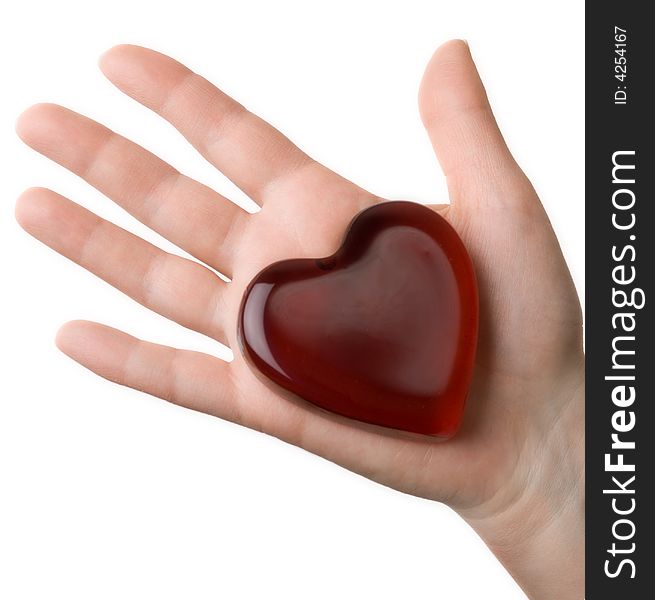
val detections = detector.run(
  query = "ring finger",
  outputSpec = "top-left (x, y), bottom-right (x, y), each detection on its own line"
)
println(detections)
top-left (15, 187), bottom-right (228, 343)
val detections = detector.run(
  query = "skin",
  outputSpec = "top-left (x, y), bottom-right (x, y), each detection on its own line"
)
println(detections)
top-left (15, 40), bottom-right (584, 599)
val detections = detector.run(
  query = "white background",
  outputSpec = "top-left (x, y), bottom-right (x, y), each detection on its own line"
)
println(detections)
top-left (0, 1), bottom-right (584, 598)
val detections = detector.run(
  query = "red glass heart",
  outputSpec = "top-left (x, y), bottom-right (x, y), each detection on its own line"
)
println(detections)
top-left (238, 201), bottom-right (478, 437)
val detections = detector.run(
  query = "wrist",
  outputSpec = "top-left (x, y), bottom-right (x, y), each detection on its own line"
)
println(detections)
top-left (467, 487), bottom-right (584, 599)
top-left (459, 361), bottom-right (585, 599)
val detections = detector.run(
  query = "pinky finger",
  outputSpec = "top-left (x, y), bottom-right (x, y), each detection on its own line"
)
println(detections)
top-left (56, 320), bottom-right (240, 421)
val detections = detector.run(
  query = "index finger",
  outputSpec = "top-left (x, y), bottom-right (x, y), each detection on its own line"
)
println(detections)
top-left (99, 44), bottom-right (318, 205)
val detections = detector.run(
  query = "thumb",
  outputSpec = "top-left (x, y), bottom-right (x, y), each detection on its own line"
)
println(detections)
top-left (419, 40), bottom-right (531, 208)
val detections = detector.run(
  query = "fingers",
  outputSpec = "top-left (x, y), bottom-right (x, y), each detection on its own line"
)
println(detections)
top-left (419, 40), bottom-right (533, 208)
top-left (16, 188), bottom-right (227, 343)
top-left (99, 44), bottom-right (317, 205)
top-left (16, 103), bottom-right (246, 277)
top-left (56, 321), bottom-right (239, 419)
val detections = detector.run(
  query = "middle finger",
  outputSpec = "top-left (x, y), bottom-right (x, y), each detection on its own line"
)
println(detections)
top-left (16, 103), bottom-right (247, 278)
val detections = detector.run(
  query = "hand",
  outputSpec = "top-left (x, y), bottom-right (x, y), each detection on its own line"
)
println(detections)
top-left (16, 40), bottom-right (584, 599)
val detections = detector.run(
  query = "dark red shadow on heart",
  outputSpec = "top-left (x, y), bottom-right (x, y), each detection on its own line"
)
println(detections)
top-left (238, 201), bottom-right (478, 437)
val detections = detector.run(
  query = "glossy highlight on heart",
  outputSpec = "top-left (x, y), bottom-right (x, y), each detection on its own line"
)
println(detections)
top-left (238, 201), bottom-right (478, 437)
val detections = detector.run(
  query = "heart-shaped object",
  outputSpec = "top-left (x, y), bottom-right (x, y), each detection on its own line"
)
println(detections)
top-left (238, 201), bottom-right (478, 437)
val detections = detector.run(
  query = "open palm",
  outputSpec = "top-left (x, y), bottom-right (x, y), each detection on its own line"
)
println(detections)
top-left (17, 39), bottom-right (583, 542)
